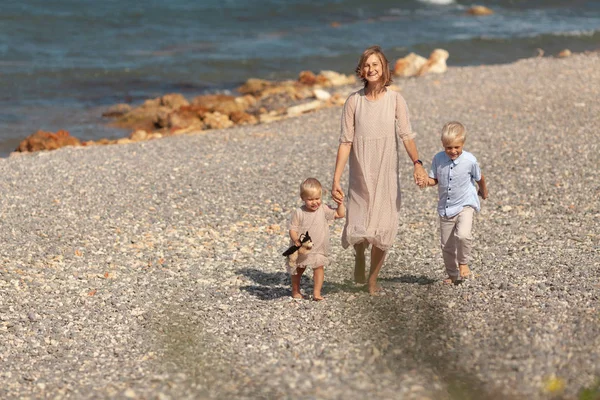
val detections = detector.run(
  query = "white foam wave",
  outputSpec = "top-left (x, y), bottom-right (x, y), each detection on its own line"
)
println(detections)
top-left (417, 0), bottom-right (455, 5)
top-left (550, 30), bottom-right (598, 38)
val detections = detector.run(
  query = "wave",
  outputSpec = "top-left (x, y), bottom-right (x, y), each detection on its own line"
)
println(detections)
top-left (417, 0), bottom-right (455, 5)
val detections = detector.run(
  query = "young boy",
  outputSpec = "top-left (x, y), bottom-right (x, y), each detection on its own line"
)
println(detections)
top-left (423, 122), bottom-right (488, 284)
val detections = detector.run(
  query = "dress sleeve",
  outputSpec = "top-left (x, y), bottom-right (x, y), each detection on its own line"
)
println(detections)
top-left (324, 205), bottom-right (337, 221)
top-left (395, 92), bottom-right (416, 142)
top-left (288, 208), bottom-right (302, 232)
top-left (339, 92), bottom-right (357, 143)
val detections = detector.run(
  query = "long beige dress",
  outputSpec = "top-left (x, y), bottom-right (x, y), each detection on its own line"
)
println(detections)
top-left (339, 88), bottom-right (415, 251)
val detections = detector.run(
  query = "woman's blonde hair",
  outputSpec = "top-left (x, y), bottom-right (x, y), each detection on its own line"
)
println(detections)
top-left (355, 45), bottom-right (393, 91)
top-left (300, 177), bottom-right (322, 199)
top-left (441, 121), bottom-right (467, 144)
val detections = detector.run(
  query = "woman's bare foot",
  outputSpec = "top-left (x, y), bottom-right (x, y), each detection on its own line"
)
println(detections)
top-left (367, 284), bottom-right (383, 296)
top-left (459, 264), bottom-right (471, 279)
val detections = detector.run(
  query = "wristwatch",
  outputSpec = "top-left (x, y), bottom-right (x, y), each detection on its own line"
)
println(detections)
top-left (413, 159), bottom-right (423, 166)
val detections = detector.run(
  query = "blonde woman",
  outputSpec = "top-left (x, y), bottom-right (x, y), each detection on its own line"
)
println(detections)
top-left (331, 45), bottom-right (428, 295)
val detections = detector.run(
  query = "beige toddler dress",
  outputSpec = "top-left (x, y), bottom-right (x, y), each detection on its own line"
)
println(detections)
top-left (286, 204), bottom-right (336, 275)
top-left (339, 88), bottom-right (415, 251)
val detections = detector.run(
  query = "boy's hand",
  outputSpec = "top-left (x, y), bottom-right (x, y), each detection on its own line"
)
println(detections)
top-left (478, 188), bottom-right (488, 199)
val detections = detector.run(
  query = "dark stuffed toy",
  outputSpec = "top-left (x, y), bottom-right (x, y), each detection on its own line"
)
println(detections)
top-left (282, 231), bottom-right (313, 268)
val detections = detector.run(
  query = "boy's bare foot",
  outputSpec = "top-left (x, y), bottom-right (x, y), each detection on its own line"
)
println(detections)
top-left (442, 277), bottom-right (458, 285)
top-left (291, 292), bottom-right (303, 300)
top-left (313, 296), bottom-right (324, 301)
top-left (459, 264), bottom-right (471, 279)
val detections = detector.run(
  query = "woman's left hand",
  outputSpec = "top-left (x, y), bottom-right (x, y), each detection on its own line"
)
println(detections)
top-left (413, 164), bottom-right (428, 188)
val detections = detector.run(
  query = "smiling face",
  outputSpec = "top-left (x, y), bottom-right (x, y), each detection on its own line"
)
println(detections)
top-left (362, 54), bottom-right (384, 86)
top-left (443, 138), bottom-right (464, 160)
top-left (302, 189), bottom-right (322, 212)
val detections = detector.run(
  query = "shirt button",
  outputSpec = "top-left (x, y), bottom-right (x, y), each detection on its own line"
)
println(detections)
top-left (449, 188), bottom-right (451, 191)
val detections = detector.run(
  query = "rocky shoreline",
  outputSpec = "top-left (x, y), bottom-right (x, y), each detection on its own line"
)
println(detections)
top-left (1, 53), bottom-right (599, 399)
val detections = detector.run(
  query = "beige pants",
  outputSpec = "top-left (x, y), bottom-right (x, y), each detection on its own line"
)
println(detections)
top-left (439, 206), bottom-right (475, 278)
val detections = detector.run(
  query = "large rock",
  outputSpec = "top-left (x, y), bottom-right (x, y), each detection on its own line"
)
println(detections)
top-left (317, 70), bottom-right (356, 87)
top-left (237, 78), bottom-right (272, 96)
top-left (202, 112), bottom-right (234, 130)
top-left (192, 94), bottom-right (252, 116)
top-left (394, 53), bottom-right (428, 77)
top-left (417, 49), bottom-right (449, 76)
top-left (394, 49), bottom-right (449, 77)
top-left (110, 93), bottom-right (189, 131)
top-left (467, 6), bottom-right (494, 16)
top-left (16, 130), bottom-right (81, 152)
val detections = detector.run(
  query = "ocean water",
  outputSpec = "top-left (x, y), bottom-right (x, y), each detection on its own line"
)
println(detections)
top-left (1, 0), bottom-right (599, 156)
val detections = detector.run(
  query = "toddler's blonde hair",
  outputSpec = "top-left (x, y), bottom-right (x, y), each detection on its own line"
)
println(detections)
top-left (300, 178), bottom-right (322, 199)
top-left (441, 121), bottom-right (467, 144)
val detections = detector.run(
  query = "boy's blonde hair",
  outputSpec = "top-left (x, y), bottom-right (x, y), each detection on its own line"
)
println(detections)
top-left (441, 121), bottom-right (467, 144)
top-left (300, 178), bottom-right (322, 199)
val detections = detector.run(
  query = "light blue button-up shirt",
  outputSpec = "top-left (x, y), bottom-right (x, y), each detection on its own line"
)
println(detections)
top-left (429, 150), bottom-right (481, 217)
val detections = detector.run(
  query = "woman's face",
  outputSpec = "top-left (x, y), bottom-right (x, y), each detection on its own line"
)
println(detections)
top-left (362, 54), bottom-right (383, 85)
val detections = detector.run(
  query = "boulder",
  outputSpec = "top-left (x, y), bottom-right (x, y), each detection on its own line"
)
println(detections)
top-left (298, 70), bottom-right (318, 85)
top-left (160, 93), bottom-right (189, 109)
top-left (557, 49), bottom-right (572, 58)
top-left (317, 70), bottom-right (356, 87)
top-left (202, 112), bottom-right (234, 130)
top-left (16, 130), bottom-right (81, 153)
top-left (417, 49), bottom-right (449, 76)
top-left (192, 94), bottom-right (251, 116)
top-left (467, 6), bottom-right (494, 16)
top-left (237, 78), bottom-right (272, 96)
top-left (230, 111), bottom-right (258, 125)
top-left (129, 130), bottom-right (148, 142)
top-left (287, 100), bottom-right (322, 116)
top-left (394, 53), bottom-right (428, 77)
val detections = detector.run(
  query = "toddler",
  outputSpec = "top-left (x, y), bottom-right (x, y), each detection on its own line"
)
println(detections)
top-left (287, 178), bottom-right (345, 300)
top-left (423, 122), bottom-right (488, 283)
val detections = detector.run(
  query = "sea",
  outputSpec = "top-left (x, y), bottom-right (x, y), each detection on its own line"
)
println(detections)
top-left (1, 0), bottom-right (599, 156)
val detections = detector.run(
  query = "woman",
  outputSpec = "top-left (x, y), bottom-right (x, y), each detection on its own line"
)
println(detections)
top-left (331, 45), bottom-right (428, 295)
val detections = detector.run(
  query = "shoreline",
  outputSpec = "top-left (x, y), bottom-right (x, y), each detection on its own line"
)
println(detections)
top-left (1, 53), bottom-right (599, 399)
top-left (6, 49), bottom-right (598, 159)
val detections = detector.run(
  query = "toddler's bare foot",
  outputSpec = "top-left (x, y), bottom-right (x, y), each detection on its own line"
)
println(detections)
top-left (442, 277), bottom-right (458, 285)
top-left (459, 264), bottom-right (471, 279)
top-left (354, 272), bottom-right (366, 284)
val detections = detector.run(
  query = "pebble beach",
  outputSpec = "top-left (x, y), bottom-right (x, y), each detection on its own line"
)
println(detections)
top-left (1, 53), bottom-right (599, 399)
